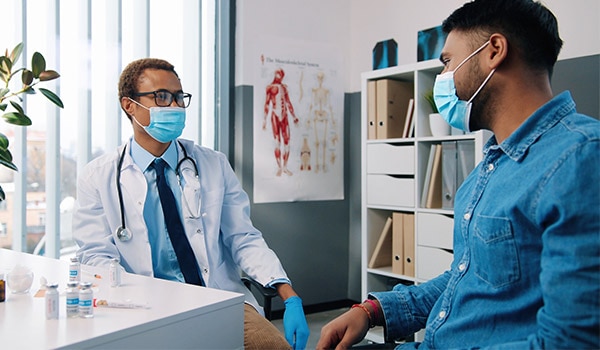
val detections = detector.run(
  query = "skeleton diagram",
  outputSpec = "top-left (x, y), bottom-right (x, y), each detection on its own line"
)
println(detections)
top-left (263, 68), bottom-right (299, 176)
top-left (309, 71), bottom-right (335, 173)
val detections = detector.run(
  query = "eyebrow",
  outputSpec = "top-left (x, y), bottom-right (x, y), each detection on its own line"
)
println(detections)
top-left (438, 52), bottom-right (446, 64)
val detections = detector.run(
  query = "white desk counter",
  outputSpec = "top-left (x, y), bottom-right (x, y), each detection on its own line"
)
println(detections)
top-left (0, 249), bottom-right (244, 349)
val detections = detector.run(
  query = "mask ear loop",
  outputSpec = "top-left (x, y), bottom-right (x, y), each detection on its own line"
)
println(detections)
top-left (468, 68), bottom-right (496, 103)
top-left (453, 40), bottom-right (490, 73)
top-left (127, 97), bottom-right (152, 129)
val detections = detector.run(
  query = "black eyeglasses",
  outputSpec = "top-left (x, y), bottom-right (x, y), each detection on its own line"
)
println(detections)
top-left (132, 89), bottom-right (192, 108)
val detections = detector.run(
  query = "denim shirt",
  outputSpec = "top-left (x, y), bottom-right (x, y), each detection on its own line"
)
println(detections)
top-left (371, 91), bottom-right (600, 349)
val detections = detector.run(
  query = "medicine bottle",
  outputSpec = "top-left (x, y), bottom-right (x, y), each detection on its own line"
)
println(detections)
top-left (109, 258), bottom-right (122, 287)
top-left (66, 281), bottom-right (79, 318)
top-left (79, 281), bottom-right (94, 318)
top-left (0, 273), bottom-right (5, 302)
top-left (69, 257), bottom-right (81, 282)
top-left (45, 283), bottom-right (59, 319)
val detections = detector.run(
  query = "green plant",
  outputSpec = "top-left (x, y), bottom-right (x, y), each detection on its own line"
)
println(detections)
top-left (423, 88), bottom-right (438, 114)
top-left (0, 43), bottom-right (63, 200)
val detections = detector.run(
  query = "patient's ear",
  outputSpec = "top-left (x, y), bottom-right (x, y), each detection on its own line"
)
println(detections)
top-left (488, 33), bottom-right (508, 70)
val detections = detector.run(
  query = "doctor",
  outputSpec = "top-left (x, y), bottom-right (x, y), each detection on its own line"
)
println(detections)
top-left (73, 58), bottom-right (309, 350)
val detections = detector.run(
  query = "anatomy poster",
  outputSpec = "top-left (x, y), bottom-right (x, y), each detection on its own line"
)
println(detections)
top-left (253, 40), bottom-right (344, 203)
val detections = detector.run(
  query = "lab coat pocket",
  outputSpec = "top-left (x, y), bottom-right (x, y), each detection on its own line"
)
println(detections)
top-left (473, 215), bottom-right (520, 288)
top-left (182, 183), bottom-right (201, 219)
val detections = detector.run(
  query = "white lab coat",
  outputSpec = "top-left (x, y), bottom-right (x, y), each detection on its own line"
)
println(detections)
top-left (72, 138), bottom-right (289, 311)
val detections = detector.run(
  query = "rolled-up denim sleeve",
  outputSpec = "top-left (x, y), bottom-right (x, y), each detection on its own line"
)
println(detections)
top-left (369, 272), bottom-right (450, 341)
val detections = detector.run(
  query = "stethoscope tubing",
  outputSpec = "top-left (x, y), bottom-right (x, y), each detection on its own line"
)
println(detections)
top-left (115, 140), bottom-right (199, 242)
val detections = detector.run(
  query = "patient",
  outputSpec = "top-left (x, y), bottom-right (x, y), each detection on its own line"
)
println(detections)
top-left (317, 0), bottom-right (600, 348)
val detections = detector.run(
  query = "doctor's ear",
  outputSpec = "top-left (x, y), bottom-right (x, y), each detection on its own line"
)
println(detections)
top-left (121, 97), bottom-right (135, 115)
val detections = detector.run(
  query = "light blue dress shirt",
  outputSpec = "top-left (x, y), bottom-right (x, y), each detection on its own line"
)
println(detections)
top-left (130, 139), bottom-right (187, 283)
top-left (371, 91), bottom-right (600, 349)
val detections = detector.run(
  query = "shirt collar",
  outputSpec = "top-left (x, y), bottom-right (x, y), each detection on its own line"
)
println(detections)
top-left (483, 91), bottom-right (576, 162)
top-left (130, 139), bottom-right (179, 172)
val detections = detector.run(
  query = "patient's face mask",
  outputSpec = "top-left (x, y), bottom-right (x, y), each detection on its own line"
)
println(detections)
top-left (433, 41), bottom-right (495, 132)
top-left (128, 98), bottom-right (186, 143)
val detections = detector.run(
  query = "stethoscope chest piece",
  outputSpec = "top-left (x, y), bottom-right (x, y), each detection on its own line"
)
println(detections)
top-left (116, 226), bottom-right (132, 242)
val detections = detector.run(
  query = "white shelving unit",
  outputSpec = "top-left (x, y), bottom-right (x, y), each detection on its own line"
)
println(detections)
top-left (360, 59), bottom-right (491, 344)
top-left (360, 59), bottom-right (490, 299)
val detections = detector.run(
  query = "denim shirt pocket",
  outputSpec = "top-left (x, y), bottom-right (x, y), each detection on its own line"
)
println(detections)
top-left (473, 215), bottom-right (521, 288)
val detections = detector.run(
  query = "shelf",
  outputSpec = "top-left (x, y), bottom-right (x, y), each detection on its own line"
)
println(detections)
top-left (367, 266), bottom-right (417, 282)
top-left (360, 60), bottom-right (486, 299)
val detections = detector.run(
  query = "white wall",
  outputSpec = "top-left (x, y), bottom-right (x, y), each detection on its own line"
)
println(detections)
top-left (236, 0), bottom-right (600, 92)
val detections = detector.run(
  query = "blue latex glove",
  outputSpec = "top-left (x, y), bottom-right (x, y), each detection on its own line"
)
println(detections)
top-left (283, 296), bottom-right (310, 349)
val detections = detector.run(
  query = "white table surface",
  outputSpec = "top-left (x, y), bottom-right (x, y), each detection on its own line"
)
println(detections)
top-left (0, 249), bottom-right (244, 349)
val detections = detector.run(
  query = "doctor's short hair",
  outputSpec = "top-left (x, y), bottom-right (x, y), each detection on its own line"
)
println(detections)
top-left (118, 58), bottom-right (180, 118)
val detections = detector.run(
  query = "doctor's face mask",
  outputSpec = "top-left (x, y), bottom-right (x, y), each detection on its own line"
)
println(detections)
top-left (128, 97), bottom-right (186, 143)
top-left (433, 40), bottom-right (495, 132)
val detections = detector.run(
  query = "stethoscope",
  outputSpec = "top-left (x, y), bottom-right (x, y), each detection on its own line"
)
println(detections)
top-left (115, 140), bottom-right (200, 242)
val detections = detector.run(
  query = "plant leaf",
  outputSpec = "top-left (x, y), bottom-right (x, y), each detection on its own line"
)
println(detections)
top-left (10, 43), bottom-right (23, 64)
top-left (2, 111), bottom-right (32, 126)
top-left (32, 52), bottom-right (46, 78)
top-left (0, 104), bottom-right (6, 111)
top-left (0, 158), bottom-right (17, 172)
top-left (0, 56), bottom-right (12, 74)
top-left (0, 57), bottom-right (9, 75)
top-left (22, 69), bottom-right (34, 85)
top-left (0, 186), bottom-right (5, 201)
top-left (0, 88), bottom-right (8, 98)
top-left (39, 70), bottom-right (60, 81)
top-left (0, 146), bottom-right (13, 163)
top-left (0, 132), bottom-right (9, 149)
top-left (39, 88), bottom-right (64, 108)
top-left (9, 100), bottom-right (25, 115)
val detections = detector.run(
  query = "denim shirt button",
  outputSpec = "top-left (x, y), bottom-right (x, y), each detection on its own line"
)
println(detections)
top-left (439, 310), bottom-right (446, 319)
top-left (459, 263), bottom-right (466, 271)
top-left (464, 213), bottom-right (471, 220)
top-left (487, 163), bottom-right (495, 171)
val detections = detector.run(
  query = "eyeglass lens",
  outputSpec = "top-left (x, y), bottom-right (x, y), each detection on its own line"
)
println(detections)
top-left (154, 91), bottom-right (191, 108)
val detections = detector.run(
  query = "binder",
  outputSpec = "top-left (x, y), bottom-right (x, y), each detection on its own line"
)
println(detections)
top-left (457, 140), bottom-right (475, 186)
top-left (402, 98), bottom-right (415, 138)
top-left (403, 213), bottom-right (415, 277)
top-left (367, 80), bottom-right (377, 140)
top-left (425, 144), bottom-right (443, 209)
top-left (368, 216), bottom-right (393, 268)
top-left (421, 144), bottom-right (436, 207)
top-left (392, 212), bottom-right (404, 275)
top-left (376, 79), bottom-right (414, 139)
top-left (441, 141), bottom-right (457, 209)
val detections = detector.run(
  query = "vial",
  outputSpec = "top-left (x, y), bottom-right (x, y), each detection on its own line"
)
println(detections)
top-left (79, 281), bottom-right (94, 318)
top-left (69, 257), bottom-right (81, 282)
top-left (45, 283), bottom-right (59, 319)
top-left (65, 281), bottom-right (79, 318)
top-left (0, 273), bottom-right (5, 302)
top-left (109, 258), bottom-right (122, 287)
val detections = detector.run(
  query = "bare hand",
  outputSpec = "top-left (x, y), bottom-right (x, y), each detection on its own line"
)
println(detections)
top-left (316, 308), bottom-right (370, 350)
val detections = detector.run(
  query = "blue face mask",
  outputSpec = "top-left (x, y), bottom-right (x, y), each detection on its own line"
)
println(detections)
top-left (433, 41), bottom-right (495, 132)
top-left (129, 98), bottom-right (186, 143)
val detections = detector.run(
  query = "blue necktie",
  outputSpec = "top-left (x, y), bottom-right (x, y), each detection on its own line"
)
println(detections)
top-left (153, 158), bottom-right (203, 286)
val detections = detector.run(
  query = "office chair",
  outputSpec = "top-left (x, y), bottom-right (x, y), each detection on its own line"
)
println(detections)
top-left (242, 276), bottom-right (278, 320)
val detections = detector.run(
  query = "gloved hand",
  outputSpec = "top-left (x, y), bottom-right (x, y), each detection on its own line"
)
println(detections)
top-left (283, 296), bottom-right (310, 349)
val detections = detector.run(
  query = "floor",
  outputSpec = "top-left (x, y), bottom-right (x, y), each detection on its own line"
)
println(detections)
top-left (272, 307), bottom-right (373, 349)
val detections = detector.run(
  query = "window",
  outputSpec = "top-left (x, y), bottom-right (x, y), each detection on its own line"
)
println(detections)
top-left (0, 0), bottom-right (221, 258)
